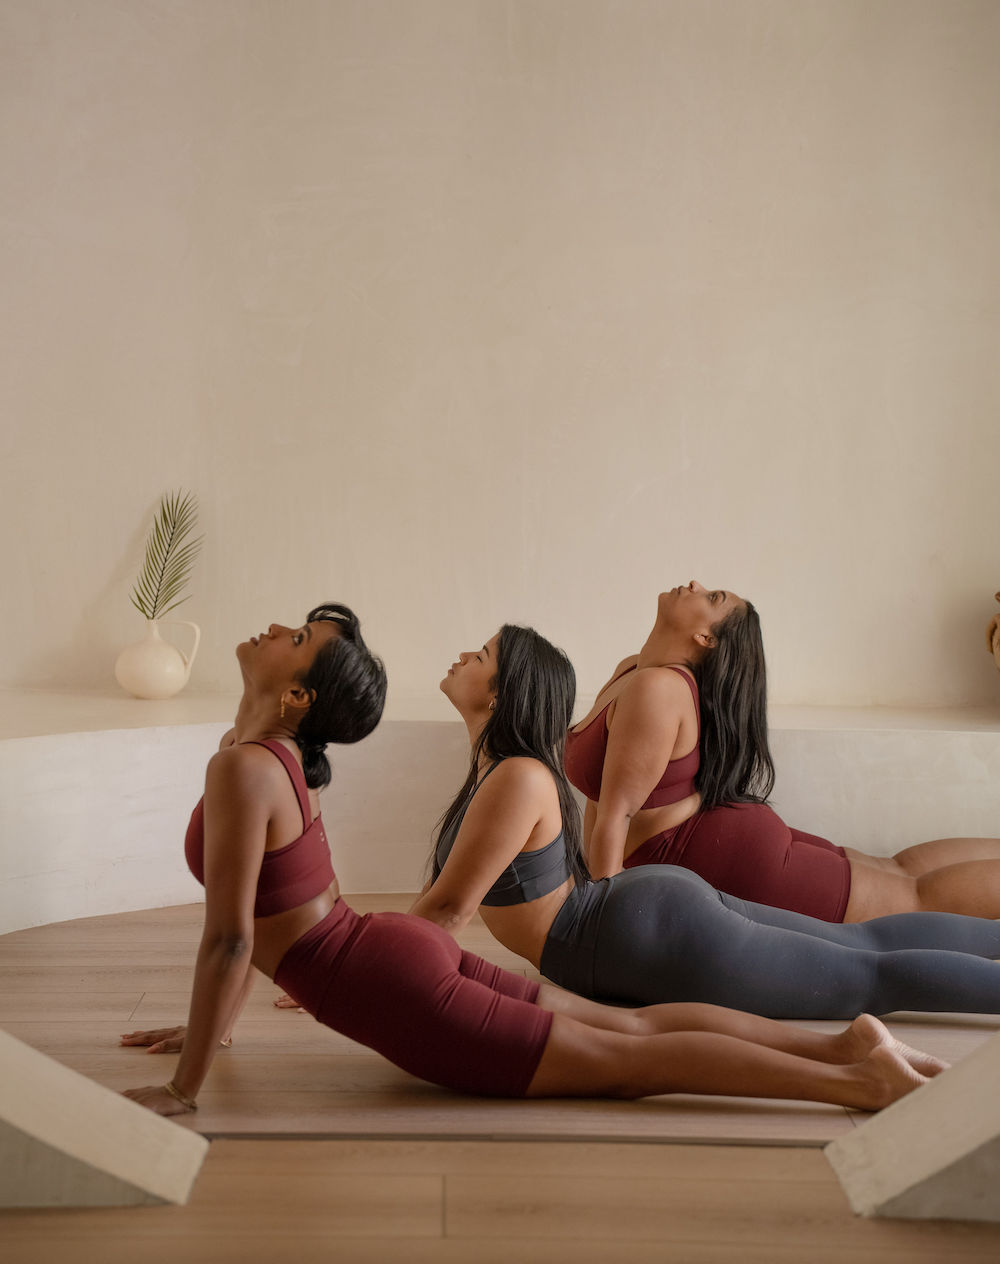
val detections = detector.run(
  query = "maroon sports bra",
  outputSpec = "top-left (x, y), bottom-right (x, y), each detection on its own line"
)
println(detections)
top-left (564, 665), bottom-right (700, 808)
top-left (184, 739), bottom-right (335, 917)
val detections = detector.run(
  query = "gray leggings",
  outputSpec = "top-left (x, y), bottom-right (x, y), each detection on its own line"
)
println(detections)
top-left (539, 866), bottom-right (1000, 1019)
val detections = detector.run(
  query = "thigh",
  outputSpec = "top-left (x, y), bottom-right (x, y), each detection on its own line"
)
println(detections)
top-left (599, 869), bottom-right (878, 1019)
top-left (727, 888), bottom-right (1000, 957)
top-left (595, 872), bottom-right (1000, 1019)
top-left (524, 1012), bottom-right (634, 1097)
top-left (324, 913), bottom-right (552, 1097)
top-left (894, 837), bottom-right (1000, 875)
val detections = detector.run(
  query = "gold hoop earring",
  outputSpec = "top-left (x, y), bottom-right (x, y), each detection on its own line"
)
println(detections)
top-left (280, 700), bottom-right (286, 720)
top-left (488, 699), bottom-right (496, 712)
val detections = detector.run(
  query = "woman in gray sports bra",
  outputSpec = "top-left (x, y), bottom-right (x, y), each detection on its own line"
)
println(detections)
top-left (411, 624), bottom-right (1000, 1020)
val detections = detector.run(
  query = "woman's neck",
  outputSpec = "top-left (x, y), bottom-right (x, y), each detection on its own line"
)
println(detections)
top-left (469, 737), bottom-right (494, 778)
top-left (458, 708), bottom-right (494, 765)
top-left (461, 736), bottom-right (498, 783)
top-left (636, 627), bottom-right (696, 671)
top-left (232, 694), bottom-right (297, 745)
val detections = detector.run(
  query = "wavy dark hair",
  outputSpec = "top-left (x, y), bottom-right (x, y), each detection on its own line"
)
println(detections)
top-left (691, 600), bottom-right (775, 810)
top-left (433, 624), bottom-right (588, 887)
top-left (294, 602), bottom-right (387, 790)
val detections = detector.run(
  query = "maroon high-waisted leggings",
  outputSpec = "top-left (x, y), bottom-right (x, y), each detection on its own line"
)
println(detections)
top-left (623, 803), bottom-right (852, 922)
top-left (274, 902), bottom-right (552, 1097)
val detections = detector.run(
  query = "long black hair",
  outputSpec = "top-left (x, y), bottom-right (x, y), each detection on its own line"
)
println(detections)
top-left (434, 624), bottom-right (589, 887)
top-left (691, 601), bottom-right (775, 810)
top-left (294, 603), bottom-right (387, 790)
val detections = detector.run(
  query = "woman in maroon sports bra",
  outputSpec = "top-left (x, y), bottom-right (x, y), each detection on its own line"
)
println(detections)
top-left (119, 602), bottom-right (942, 1117)
top-left (569, 581), bottom-right (1000, 921)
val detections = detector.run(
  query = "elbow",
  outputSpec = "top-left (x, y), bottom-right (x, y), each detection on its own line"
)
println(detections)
top-left (221, 935), bottom-right (251, 960)
top-left (439, 908), bottom-right (471, 934)
top-left (413, 899), bottom-right (472, 935)
top-left (597, 803), bottom-right (634, 825)
top-left (203, 932), bottom-right (253, 963)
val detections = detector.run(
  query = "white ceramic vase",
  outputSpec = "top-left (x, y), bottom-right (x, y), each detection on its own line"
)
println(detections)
top-left (114, 619), bottom-right (201, 700)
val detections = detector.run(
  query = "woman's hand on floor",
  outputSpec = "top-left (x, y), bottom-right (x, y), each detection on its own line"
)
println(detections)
top-left (120, 1025), bottom-right (187, 1053)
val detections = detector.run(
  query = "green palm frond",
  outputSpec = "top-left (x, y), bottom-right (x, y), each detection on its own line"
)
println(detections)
top-left (129, 490), bottom-right (204, 620)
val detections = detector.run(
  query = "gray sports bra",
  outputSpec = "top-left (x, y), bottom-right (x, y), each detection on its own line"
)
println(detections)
top-left (432, 761), bottom-right (571, 907)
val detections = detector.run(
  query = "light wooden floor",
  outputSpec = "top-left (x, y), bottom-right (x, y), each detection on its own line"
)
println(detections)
top-left (2, 896), bottom-right (1000, 1261)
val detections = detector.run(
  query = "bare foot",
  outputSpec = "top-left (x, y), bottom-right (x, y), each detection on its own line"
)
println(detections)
top-left (854, 1044), bottom-right (930, 1111)
top-left (841, 1013), bottom-right (949, 1078)
top-left (274, 992), bottom-right (305, 1012)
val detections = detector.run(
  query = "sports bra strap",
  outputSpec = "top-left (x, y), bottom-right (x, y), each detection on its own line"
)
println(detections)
top-left (665, 665), bottom-right (700, 737)
top-left (474, 760), bottom-right (502, 792)
top-left (597, 663), bottom-right (699, 731)
top-left (250, 739), bottom-right (312, 831)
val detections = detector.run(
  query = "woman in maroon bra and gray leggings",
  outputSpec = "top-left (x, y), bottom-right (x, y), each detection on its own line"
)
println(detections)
top-left (571, 581), bottom-right (1000, 921)
top-left (120, 602), bottom-right (943, 1116)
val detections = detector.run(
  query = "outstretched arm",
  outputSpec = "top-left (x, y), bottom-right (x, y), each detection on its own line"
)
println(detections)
top-left (123, 746), bottom-right (271, 1115)
top-left (586, 669), bottom-right (686, 879)
top-left (410, 759), bottom-right (556, 935)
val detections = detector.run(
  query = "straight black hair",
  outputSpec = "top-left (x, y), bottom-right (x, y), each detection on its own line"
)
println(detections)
top-left (295, 603), bottom-right (387, 790)
top-left (433, 624), bottom-right (588, 887)
top-left (692, 601), bottom-right (775, 810)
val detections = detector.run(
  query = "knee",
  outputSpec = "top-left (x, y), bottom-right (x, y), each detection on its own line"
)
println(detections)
top-left (572, 1034), bottom-right (650, 1099)
top-left (631, 1001), bottom-right (708, 1037)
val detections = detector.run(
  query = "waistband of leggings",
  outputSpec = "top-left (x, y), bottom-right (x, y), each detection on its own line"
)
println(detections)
top-left (539, 880), bottom-right (608, 998)
top-left (273, 899), bottom-right (359, 1010)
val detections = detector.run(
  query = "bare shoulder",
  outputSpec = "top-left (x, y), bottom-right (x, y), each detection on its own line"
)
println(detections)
top-left (490, 756), bottom-right (555, 786)
top-left (481, 757), bottom-right (558, 803)
top-left (618, 663), bottom-right (693, 706)
top-left (206, 742), bottom-right (288, 795)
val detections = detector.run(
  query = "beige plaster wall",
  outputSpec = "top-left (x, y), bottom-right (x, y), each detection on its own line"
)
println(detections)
top-left (3, 0), bottom-right (998, 710)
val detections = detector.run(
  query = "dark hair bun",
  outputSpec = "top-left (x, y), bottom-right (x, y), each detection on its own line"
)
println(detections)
top-left (294, 603), bottom-right (387, 789)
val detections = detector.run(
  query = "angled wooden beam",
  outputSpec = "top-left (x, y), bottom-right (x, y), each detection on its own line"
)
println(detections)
top-left (825, 1029), bottom-right (1000, 1222)
top-left (0, 1029), bottom-right (208, 1207)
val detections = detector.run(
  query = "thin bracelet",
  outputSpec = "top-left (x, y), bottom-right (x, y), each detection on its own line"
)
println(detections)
top-left (164, 1080), bottom-right (198, 1111)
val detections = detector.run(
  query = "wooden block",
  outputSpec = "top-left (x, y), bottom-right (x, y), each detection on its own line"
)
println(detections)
top-left (825, 1029), bottom-right (1000, 1222)
top-left (0, 1028), bottom-right (208, 1207)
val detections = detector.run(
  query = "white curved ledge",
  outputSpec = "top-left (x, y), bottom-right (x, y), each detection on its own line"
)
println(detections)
top-left (1, 690), bottom-right (998, 935)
